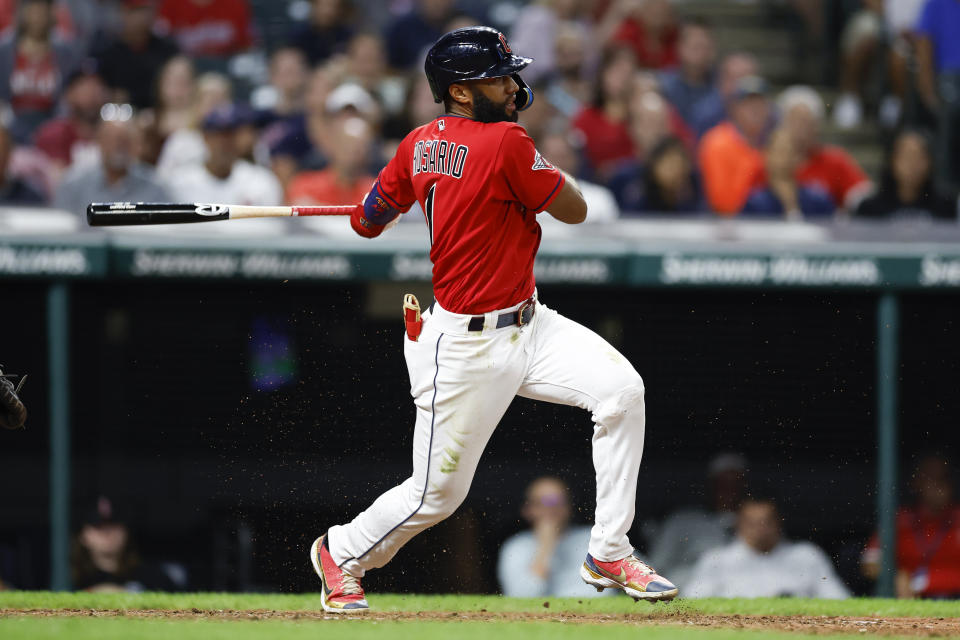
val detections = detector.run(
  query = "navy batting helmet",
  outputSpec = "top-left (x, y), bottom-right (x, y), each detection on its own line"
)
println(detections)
top-left (424, 26), bottom-right (535, 111)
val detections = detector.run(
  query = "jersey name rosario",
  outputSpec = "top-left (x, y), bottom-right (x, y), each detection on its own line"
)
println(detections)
top-left (412, 139), bottom-right (469, 179)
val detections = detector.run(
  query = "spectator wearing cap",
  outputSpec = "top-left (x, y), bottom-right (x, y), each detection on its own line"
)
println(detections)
top-left (0, 0), bottom-right (78, 141)
top-left (690, 52), bottom-right (758, 141)
top-left (71, 496), bottom-right (186, 592)
top-left (742, 128), bottom-right (835, 219)
top-left (54, 111), bottom-right (169, 219)
top-left (287, 0), bottom-right (354, 66)
top-left (163, 103), bottom-right (281, 206)
top-left (779, 86), bottom-right (871, 213)
top-left (658, 18), bottom-right (722, 140)
top-left (384, 0), bottom-right (457, 71)
top-left (647, 453), bottom-right (747, 588)
top-left (154, 69), bottom-right (232, 179)
top-left (94, 0), bottom-right (179, 110)
top-left (268, 79), bottom-right (380, 189)
top-left (687, 497), bottom-right (850, 599)
top-left (698, 75), bottom-right (771, 215)
top-left (0, 123), bottom-right (45, 205)
top-left (498, 476), bottom-right (612, 598)
top-left (287, 116), bottom-right (374, 207)
top-left (155, 0), bottom-right (254, 59)
top-left (32, 61), bottom-right (107, 172)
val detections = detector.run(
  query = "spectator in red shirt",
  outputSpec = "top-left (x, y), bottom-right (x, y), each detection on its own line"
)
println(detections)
top-left (156, 0), bottom-right (254, 58)
top-left (600, 0), bottom-right (678, 70)
top-left (0, 0), bottom-right (77, 141)
top-left (778, 85), bottom-right (871, 212)
top-left (863, 454), bottom-right (960, 599)
top-left (287, 115), bottom-right (375, 206)
top-left (33, 62), bottom-right (107, 171)
top-left (571, 45), bottom-right (637, 178)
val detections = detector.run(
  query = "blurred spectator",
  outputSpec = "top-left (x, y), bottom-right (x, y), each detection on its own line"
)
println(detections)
top-left (344, 32), bottom-right (405, 116)
top-left (71, 496), bottom-right (185, 592)
top-left (600, 0), bottom-right (678, 70)
top-left (94, 0), bottom-right (179, 109)
top-left (510, 0), bottom-right (587, 86)
top-left (542, 21), bottom-right (592, 118)
top-left (831, 0), bottom-right (883, 129)
top-left (628, 75), bottom-right (693, 160)
top-left (154, 55), bottom-right (196, 137)
top-left (383, 73), bottom-right (442, 144)
top-left (571, 45), bottom-right (636, 178)
top-left (830, 0), bottom-right (927, 130)
top-left (856, 129), bottom-right (958, 221)
top-left (54, 113), bottom-right (169, 218)
top-left (498, 476), bottom-right (609, 597)
top-left (692, 52), bottom-right (758, 141)
top-left (743, 128), bottom-right (835, 219)
top-left (384, 0), bottom-right (455, 70)
top-left (250, 47), bottom-right (309, 121)
top-left (0, 123), bottom-right (45, 204)
top-left (698, 75), bottom-right (771, 215)
top-left (155, 0), bottom-right (254, 58)
top-left (33, 62), bottom-right (107, 171)
top-left (915, 0), bottom-right (960, 190)
top-left (779, 85), bottom-right (871, 212)
top-left (611, 136), bottom-right (701, 214)
top-left (648, 453), bottom-right (746, 588)
top-left (687, 497), bottom-right (850, 598)
top-left (287, 116), bottom-right (374, 205)
top-left (264, 66), bottom-right (338, 189)
top-left (863, 454), bottom-right (960, 599)
top-left (155, 69), bottom-right (231, 178)
top-left (0, 0), bottom-right (78, 141)
top-left (538, 129), bottom-right (619, 224)
top-left (658, 18), bottom-right (721, 140)
top-left (164, 103), bottom-right (282, 206)
top-left (287, 0), bottom-right (354, 66)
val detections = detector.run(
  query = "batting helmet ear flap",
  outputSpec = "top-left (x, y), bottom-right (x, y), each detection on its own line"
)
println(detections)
top-left (513, 73), bottom-right (534, 111)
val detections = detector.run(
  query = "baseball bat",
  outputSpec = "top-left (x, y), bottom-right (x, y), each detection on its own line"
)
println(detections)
top-left (87, 202), bottom-right (357, 226)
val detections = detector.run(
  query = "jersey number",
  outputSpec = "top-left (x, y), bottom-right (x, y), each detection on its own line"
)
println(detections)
top-left (424, 182), bottom-right (437, 246)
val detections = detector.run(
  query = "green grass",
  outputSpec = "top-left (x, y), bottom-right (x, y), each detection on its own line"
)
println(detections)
top-left (2, 592), bottom-right (958, 640)
top-left (1, 591), bottom-right (957, 618)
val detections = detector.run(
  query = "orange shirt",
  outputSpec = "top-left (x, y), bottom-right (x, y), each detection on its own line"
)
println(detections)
top-left (697, 121), bottom-right (765, 215)
top-left (797, 145), bottom-right (870, 209)
top-left (286, 169), bottom-right (374, 206)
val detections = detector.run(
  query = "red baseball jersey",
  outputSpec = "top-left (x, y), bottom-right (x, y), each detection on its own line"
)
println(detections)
top-left (377, 115), bottom-right (565, 315)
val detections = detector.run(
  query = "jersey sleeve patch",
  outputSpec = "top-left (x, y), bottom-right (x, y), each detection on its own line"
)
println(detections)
top-left (531, 150), bottom-right (553, 171)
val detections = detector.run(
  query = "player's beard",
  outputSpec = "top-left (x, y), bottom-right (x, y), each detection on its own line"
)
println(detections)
top-left (473, 91), bottom-right (518, 123)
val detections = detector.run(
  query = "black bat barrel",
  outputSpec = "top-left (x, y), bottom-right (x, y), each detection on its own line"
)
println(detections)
top-left (87, 203), bottom-right (231, 226)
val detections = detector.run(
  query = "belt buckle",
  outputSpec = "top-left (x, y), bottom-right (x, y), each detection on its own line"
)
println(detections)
top-left (516, 299), bottom-right (533, 327)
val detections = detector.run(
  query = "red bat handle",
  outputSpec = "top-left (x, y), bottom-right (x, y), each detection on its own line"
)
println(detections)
top-left (292, 205), bottom-right (360, 217)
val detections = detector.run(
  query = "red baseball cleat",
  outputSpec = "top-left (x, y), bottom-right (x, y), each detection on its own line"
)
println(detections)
top-left (580, 550), bottom-right (678, 602)
top-left (309, 535), bottom-right (369, 613)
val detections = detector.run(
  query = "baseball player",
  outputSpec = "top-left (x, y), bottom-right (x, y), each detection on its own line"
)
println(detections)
top-left (309, 26), bottom-right (677, 613)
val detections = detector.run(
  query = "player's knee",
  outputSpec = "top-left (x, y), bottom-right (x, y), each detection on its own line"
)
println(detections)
top-left (593, 378), bottom-right (645, 429)
top-left (422, 480), bottom-right (469, 522)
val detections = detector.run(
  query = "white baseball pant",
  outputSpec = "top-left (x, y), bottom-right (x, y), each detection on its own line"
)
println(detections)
top-left (327, 294), bottom-right (646, 577)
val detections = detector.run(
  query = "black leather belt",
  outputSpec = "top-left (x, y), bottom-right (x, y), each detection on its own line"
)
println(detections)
top-left (467, 298), bottom-right (535, 332)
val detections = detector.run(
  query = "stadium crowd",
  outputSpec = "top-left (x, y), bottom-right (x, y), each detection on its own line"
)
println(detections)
top-left (0, 0), bottom-right (958, 223)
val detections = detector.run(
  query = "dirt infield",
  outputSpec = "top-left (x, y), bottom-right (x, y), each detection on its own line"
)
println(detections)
top-left (4, 608), bottom-right (960, 637)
